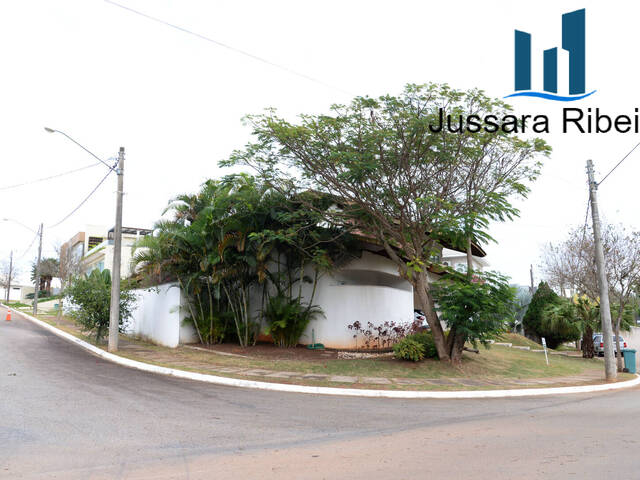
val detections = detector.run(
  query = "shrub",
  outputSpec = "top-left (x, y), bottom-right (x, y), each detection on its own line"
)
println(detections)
top-left (65, 269), bottom-right (134, 343)
top-left (406, 331), bottom-right (438, 359)
top-left (393, 338), bottom-right (425, 362)
top-left (263, 292), bottom-right (323, 347)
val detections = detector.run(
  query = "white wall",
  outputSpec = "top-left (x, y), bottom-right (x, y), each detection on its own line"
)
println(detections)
top-left (299, 251), bottom-right (414, 349)
top-left (0, 286), bottom-right (25, 301)
top-left (126, 282), bottom-right (198, 348)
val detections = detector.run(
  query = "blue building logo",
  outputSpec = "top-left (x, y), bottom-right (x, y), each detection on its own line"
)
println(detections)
top-left (505, 8), bottom-right (596, 101)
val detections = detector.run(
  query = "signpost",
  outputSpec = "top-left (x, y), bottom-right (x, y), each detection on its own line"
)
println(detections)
top-left (542, 337), bottom-right (549, 366)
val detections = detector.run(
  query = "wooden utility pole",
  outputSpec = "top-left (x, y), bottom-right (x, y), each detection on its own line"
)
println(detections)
top-left (108, 147), bottom-right (124, 352)
top-left (586, 159), bottom-right (617, 381)
top-left (32, 224), bottom-right (43, 315)
top-left (5, 250), bottom-right (12, 303)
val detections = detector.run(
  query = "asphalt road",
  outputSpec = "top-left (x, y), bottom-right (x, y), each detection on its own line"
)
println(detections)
top-left (2, 307), bottom-right (640, 479)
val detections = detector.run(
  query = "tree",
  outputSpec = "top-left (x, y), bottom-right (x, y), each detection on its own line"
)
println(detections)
top-left (540, 223), bottom-right (640, 369)
top-left (133, 174), bottom-right (355, 347)
top-left (223, 83), bottom-right (549, 362)
top-left (0, 259), bottom-right (19, 301)
top-left (65, 269), bottom-right (134, 343)
top-left (603, 226), bottom-right (640, 370)
top-left (56, 242), bottom-right (83, 320)
top-left (31, 257), bottom-right (59, 295)
top-left (523, 281), bottom-right (562, 347)
top-left (432, 271), bottom-right (516, 352)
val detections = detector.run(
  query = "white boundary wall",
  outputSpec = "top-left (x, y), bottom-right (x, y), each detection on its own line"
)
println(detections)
top-left (127, 282), bottom-right (198, 348)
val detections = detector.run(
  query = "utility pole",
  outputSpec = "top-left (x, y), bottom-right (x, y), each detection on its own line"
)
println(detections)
top-left (529, 264), bottom-right (535, 295)
top-left (586, 159), bottom-right (617, 381)
top-left (33, 223), bottom-right (43, 315)
top-left (5, 250), bottom-right (12, 303)
top-left (108, 147), bottom-right (124, 352)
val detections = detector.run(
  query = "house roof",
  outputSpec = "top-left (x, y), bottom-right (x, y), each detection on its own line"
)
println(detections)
top-left (299, 190), bottom-right (487, 257)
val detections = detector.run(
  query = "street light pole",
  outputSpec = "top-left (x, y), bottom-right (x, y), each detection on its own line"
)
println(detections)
top-left (108, 147), bottom-right (124, 352)
top-left (45, 127), bottom-right (124, 350)
top-left (33, 223), bottom-right (43, 315)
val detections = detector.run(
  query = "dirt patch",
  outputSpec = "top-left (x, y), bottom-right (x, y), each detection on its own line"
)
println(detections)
top-left (189, 342), bottom-right (346, 362)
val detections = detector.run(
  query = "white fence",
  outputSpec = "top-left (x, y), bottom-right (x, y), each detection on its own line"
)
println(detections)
top-left (126, 282), bottom-right (198, 348)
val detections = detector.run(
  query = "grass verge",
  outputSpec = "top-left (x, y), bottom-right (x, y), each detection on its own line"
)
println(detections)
top-left (29, 313), bottom-right (624, 391)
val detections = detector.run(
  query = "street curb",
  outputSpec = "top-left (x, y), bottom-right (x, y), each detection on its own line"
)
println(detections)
top-left (8, 305), bottom-right (640, 399)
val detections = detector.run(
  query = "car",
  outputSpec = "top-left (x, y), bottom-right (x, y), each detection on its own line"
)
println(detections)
top-left (593, 333), bottom-right (627, 356)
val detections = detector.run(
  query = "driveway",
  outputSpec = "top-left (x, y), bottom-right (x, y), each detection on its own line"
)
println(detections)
top-left (2, 307), bottom-right (639, 479)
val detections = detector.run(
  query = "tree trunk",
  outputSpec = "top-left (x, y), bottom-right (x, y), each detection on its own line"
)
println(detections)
top-left (414, 271), bottom-right (450, 362)
top-left (450, 330), bottom-right (467, 365)
top-left (582, 325), bottom-right (594, 358)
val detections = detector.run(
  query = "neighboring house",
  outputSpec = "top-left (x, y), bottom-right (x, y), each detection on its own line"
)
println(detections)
top-left (441, 248), bottom-right (489, 273)
top-left (61, 225), bottom-right (152, 279)
top-left (0, 284), bottom-right (35, 302)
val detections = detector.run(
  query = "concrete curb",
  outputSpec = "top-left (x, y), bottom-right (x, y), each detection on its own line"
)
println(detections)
top-left (9, 306), bottom-right (640, 399)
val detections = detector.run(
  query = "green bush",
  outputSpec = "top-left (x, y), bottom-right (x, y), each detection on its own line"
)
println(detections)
top-left (406, 331), bottom-right (438, 359)
top-left (65, 269), bottom-right (134, 343)
top-left (393, 338), bottom-right (425, 362)
top-left (263, 292), bottom-right (323, 347)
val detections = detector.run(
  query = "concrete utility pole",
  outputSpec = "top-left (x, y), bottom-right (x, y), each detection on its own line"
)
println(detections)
top-left (5, 250), bottom-right (12, 303)
top-left (33, 224), bottom-right (43, 315)
top-left (586, 159), bottom-right (617, 381)
top-left (108, 147), bottom-right (124, 352)
top-left (529, 264), bottom-right (535, 294)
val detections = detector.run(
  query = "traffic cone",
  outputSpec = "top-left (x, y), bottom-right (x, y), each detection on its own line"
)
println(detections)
top-left (5, 309), bottom-right (11, 322)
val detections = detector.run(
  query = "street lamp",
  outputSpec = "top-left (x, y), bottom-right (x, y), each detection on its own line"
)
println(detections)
top-left (45, 128), bottom-right (125, 352)
top-left (2, 218), bottom-right (43, 315)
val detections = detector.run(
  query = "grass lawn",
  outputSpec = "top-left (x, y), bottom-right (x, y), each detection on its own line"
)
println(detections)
top-left (31, 313), bottom-right (611, 389)
top-left (496, 333), bottom-right (543, 348)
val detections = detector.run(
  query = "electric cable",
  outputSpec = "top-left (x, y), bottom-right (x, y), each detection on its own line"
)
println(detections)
top-left (48, 168), bottom-right (114, 229)
top-left (0, 163), bottom-right (101, 192)
top-left (104, 0), bottom-right (353, 96)
top-left (599, 141), bottom-right (640, 185)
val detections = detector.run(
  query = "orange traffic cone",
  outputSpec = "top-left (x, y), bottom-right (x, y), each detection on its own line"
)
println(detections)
top-left (5, 309), bottom-right (11, 322)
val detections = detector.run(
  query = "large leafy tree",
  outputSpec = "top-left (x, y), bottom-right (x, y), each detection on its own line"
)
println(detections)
top-left (223, 83), bottom-right (549, 362)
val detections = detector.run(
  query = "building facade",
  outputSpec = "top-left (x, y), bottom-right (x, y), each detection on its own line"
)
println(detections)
top-left (61, 225), bottom-right (152, 279)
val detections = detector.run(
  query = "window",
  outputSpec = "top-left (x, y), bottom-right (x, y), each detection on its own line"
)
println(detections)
top-left (455, 263), bottom-right (467, 273)
top-left (88, 236), bottom-right (104, 249)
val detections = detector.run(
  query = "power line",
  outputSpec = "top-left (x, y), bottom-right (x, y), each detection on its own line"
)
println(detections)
top-left (48, 168), bottom-right (114, 229)
top-left (580, 197), bottom-right (590, 246)
top-left (599, 141), bottom-right (640, 185)
top-left (104, 0), bottom-right (353, 97)
top-left (0, 163), bottom-right (101, 192)
top-left (18, 230), bottom-right (39, 259)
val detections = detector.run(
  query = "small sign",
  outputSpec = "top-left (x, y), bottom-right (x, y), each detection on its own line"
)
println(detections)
top-left (541, 337), bottom-right (549, 366)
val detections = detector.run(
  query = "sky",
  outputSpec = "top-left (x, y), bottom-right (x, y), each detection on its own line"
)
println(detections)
top-left (1, 0), bottom-right (638, 285)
